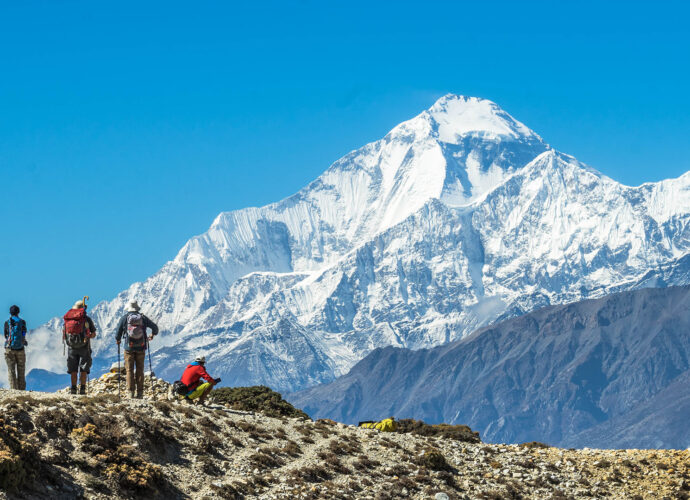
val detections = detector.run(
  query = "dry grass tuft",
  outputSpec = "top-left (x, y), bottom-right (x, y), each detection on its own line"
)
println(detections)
top-left (397, 418), bottom-right (480, 443)
top-left (416, 449), bottom-right (453, 472)
top-left (289, 464), bottom-right (332, 483)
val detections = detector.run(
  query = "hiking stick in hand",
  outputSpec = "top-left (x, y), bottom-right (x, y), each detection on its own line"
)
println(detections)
top-left (117, 342), bottom-right (121, 401)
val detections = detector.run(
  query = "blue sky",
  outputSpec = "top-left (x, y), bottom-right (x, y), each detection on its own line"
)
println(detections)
top-left (1, 1), bottom-right (689, 325)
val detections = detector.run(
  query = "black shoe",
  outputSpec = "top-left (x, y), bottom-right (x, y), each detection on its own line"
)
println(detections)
top-left (70, 385), bottom-right (77, 395)
top-left (79, 385), bottom-right (86, 395)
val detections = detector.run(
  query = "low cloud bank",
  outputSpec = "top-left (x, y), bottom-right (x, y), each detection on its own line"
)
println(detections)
top-left (0, 326), bottom-right (65, 388)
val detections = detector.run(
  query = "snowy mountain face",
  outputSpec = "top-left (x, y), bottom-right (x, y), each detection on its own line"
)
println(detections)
top-left (29, 94), bottom-right (690, 392)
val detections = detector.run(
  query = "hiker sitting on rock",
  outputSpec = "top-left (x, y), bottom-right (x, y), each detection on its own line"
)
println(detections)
top-left (4, 305), bottom-right (28, 391)
top-left (63, 299), bottom-right (97, 395)
top-left (115, 301), bottom-right (159, 399)
top-left (180, 356), bottom-right (219, 405)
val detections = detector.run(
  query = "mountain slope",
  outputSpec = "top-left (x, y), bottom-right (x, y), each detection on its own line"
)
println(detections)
top-left (29, 94), bottom-right (690, 393)
top-left (564, 370), bottom-right (690, 449)
top-left (289, 286), bottom-right (690, 449)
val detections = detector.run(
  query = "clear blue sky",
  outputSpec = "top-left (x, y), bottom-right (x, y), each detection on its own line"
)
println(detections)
top-left (2, 1), bottom-right (689, 325)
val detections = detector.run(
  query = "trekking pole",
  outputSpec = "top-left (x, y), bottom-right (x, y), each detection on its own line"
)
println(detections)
top-left (145, 335), bottom-right (154, 398)
top-left (117, 343), bottom-right (121, 401)
top-left (83, 296), bottom-right (90, 396)
top-left (146, 336), bottom-right (153, 379)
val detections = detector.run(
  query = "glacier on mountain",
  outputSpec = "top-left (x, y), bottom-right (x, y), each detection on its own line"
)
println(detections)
top-left (25, 94), bottom-right (690, 392)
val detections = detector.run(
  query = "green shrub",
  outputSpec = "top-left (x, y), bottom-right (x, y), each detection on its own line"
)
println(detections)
top-left (396, 418), bottom-right (480, 443)
top-left (210, 386), bottom-right (309, 419)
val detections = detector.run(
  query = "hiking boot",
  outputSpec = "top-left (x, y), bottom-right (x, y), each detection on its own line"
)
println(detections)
top-left (129, 391), bottom-right (136, 399)
top-left (136, 392), bottom-right (144, 399)
top-left (79, 385), bottom-right (86, 395)
top-left (70, 385), bottom-right (77, 395)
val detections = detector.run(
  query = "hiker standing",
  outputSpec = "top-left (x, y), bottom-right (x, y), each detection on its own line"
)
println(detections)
top-left (63, 299), bottom-right (97, 395)
top-left (179, 356), bottom-right (220, 405)
top-left (4, 305), bottom-right (28, 390)
top-left (115, 301), bottom-right (158, 399)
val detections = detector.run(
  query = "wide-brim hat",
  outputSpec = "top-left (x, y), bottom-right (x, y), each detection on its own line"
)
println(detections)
top-left (127, 301), bottom-right (141, 312)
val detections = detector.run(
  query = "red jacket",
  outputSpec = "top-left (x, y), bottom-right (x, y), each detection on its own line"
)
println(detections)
top-left (181, 362), bottom-right (214, 391)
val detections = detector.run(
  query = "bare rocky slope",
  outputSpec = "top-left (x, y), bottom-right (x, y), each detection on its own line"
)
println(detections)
top-left (0, 382), bottom-right (688, 499)
top-left (289, 286), bottom-right (690, 449)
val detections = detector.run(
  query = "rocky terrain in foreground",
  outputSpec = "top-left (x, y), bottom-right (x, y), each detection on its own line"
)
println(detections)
top-left (0, 381), bottom-right (688, 499)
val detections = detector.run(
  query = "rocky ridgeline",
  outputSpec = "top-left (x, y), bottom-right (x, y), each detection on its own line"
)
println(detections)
top-left (0, 387), bottom-right (687, 499)
top-left (57, 365), bottom-right (176, 401)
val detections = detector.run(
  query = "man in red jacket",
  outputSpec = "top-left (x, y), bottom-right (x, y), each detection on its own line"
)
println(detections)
top-left (180, 356), bottom-right (220, 405)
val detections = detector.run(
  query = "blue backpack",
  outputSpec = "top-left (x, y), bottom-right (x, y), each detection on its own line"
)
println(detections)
top-left (6, 316), bottom-right (24, 350)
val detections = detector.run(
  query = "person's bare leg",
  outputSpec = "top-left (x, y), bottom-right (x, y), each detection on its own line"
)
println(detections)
top-left (71, 372), bottom-right (77, 386)
top-left (78, 371), bottom-right (88, 394)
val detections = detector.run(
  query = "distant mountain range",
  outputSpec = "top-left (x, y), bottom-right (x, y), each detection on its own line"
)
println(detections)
top-left (25, 369), bottom-right (70, 393)
top-left (289, 286), bottom-right (690, 449)
top-left (28, 94), bottom-right (690, 396)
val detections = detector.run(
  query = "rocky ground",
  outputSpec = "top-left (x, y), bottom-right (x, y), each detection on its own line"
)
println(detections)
top-left (0, 375), bottom-right (688, 499)
top-left (55, 365), bottom-right (174, 401)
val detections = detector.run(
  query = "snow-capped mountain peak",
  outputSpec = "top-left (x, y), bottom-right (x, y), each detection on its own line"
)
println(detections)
top-left (24, 95), bottom-right (690, 396)
top-left (424, 94), bottom-right (542, 143)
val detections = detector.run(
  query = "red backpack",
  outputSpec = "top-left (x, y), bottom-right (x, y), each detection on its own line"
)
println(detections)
top-left (63, 308), bottom-right (88, 346)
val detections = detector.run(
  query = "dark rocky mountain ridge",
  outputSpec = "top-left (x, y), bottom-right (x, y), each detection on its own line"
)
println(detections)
top-left (289, 285), bottom-right (690, 449)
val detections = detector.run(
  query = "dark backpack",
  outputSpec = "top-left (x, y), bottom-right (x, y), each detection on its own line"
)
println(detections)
top-left (6, 317), bottom-right (24, 350)
top-left (126, 313), bottom-right (146, 347)
top-left (63, 309), bottom-right (89, 348)
top-left (173, 380), bottom-right (189, 396)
